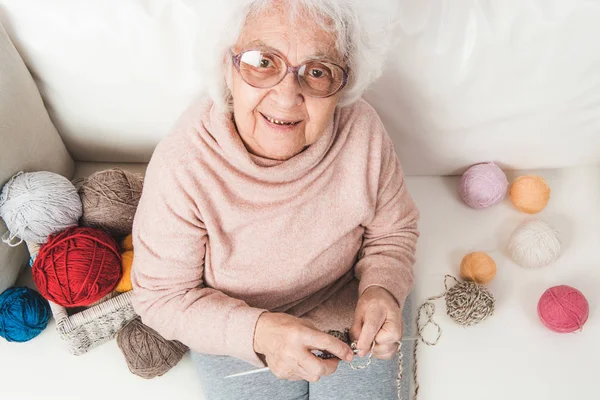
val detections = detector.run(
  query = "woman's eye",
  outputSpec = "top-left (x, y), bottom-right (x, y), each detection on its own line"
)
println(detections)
top-left (310, 69), bottom-right (324, 78)
top-left (259, 59), bottom-right (272, 68)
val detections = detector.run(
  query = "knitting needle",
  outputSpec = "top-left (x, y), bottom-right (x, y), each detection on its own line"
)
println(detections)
top-left (224, 336), bottom-right (419, 379)
top-left (225, 367), bottom-right (271, 378)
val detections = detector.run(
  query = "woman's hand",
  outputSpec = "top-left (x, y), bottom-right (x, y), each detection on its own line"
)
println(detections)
top-left (350, 286), bottom-right (403, 359)
top-left (253, 312), bottom-right (354, 382)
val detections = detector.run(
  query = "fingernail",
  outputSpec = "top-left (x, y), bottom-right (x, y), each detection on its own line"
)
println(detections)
top-left (346, 353), bottom-right (354, 362)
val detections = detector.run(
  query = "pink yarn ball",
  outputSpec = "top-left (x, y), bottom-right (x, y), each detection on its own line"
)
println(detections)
top-left (537, 285), bottom-right (589, 333)
top-left (459, 162), bottom-right (509, 209)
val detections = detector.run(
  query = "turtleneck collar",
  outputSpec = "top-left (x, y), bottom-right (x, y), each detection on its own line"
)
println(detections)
top-left (205, 101), bottom-right (338, 183)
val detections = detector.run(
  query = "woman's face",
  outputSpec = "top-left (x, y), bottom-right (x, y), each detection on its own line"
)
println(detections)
top-left (226, 8), bottom-right (343, 161)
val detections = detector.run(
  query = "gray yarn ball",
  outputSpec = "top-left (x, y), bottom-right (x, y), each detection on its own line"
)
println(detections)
top-left (445, 281), bottom-right (495, 326)
top-left (0, 171), bottom-right (82, 244)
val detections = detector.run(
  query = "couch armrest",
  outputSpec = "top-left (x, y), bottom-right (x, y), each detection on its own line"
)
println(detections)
top-left (0, 20), bottom-right (74, 293)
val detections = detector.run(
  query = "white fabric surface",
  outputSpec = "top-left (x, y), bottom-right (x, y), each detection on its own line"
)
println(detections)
top-left (1, 164), bottom-right (598, 400)
top-left (1, 1), bottom-right (599, 174)
top-left (409, 166), bottom-right (600, 399)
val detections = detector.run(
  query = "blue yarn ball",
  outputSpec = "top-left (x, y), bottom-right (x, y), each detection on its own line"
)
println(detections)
top-left (0, 287), bottom-right (51, 342)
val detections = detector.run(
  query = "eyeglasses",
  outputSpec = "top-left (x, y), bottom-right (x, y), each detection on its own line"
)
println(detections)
top-left (231, 49), bottom-right (349, 98)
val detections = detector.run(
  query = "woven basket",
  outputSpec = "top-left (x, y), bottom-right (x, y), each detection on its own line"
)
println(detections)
top-left (48, 291), bottom-right (137, 355)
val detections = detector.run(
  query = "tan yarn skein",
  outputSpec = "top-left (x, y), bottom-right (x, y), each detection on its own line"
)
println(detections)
top-left (117, 317), bottom-right (188, 379)
top-left (78, 168), bottom-right (144, 237)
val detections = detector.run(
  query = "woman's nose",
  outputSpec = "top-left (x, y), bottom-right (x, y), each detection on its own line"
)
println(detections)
top-left (270, 71), bottom-right (303, 108)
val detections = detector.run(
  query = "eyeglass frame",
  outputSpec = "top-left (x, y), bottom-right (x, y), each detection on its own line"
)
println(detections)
top-left (230, 49), bottom-right (350, 98)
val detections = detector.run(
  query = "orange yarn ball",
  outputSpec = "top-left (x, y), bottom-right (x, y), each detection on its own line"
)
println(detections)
top-left (460, 252), bottom-right (496, 284)
top-left (509, 175), bottom-right (550, 214)
top-left (116, 251), bottom-right (133, 293)
top-left (121, 234), bottom-right (133, 252)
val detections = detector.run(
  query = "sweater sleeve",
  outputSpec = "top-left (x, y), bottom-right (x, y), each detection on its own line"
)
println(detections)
top-left (130, 142), bottom-right (267, 368)
top-left (354, 125), bottom-right (420, 311)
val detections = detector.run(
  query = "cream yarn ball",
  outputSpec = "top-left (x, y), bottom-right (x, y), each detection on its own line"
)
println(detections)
top-left (508, 220), bottom-right (561, 268)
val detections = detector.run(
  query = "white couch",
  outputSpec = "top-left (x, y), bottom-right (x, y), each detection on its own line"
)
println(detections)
top-left (1, 2), bottom-right (599, 400)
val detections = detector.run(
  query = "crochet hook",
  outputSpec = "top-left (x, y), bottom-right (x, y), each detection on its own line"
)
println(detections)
top-left (224, 336), bottom-right (419, 379)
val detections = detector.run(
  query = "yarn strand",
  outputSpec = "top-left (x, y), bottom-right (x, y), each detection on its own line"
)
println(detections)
top-left (1, 230), bottom-right (23, 247)
top-left (412, 275), bottom-right (494, 400)
top-left (396, 342), bottom-right (403, 400)
top-left (412, 277), bottom-right (450, 399)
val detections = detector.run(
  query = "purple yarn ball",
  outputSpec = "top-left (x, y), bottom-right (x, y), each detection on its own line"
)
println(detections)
top-left (459, 162), bottom-right (508, 209)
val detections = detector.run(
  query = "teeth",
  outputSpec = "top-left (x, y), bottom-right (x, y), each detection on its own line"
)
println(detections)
top-left (265, 115), bottom-right (295, 125)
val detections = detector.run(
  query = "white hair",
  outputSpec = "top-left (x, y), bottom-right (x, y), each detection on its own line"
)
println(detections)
top-left (189, 0), bottom-right (399, 111)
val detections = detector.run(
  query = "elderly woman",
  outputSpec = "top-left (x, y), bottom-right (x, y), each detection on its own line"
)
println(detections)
top-left (131, 0), bottom-right (419, 399)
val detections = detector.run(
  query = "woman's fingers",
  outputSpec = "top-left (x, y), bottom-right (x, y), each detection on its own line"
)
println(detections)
top-left (285, 374), bottom-right (305, 381)
top-left (375, 319), bottom-right (402, 345)
top-left (309, 330), bottom-right (354, 362)
top-left (354, 307), bottom-right (385, 357)
top-left (371, 342), bottom-right (399, 359)
top-left (297, 353), bottom-right (339, 381)
top-left (258, 313), bottom-right (351, 381)
top-left (369, 318), bottom-right (403, 359)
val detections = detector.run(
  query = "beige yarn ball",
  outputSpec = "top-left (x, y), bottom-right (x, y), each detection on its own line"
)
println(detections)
top-left (460, 252), bottom-right (496, 284)
top-left (509, 175), bottom-right (550, 214)
top-left (509, 219), bottom-right (561, 268)
top-left (117, 318), bottom-right (188, 379)
top-left (78, 168), bottom-right (144, 237)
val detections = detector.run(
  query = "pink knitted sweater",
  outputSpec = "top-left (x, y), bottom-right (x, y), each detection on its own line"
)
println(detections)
top-left (130, 97), bottom-right (419, 368)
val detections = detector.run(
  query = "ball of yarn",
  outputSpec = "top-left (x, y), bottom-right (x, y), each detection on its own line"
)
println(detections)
top-left (538, 285), bottom-right (589, 333)
top-left (116, 251), bottom-right (133, 293)
top-left (121, 234), bottom-right (134, 252)
top-left (0, 287), bottom-right (51, 342)
top-left (445, 280), bottom-right (495, 326)
top-left (509, 219), bottom-right (561, 268)
top-left (0, 171), bottom-right (82, 244)
top-left (32, 226), bottom-right (122, 307)
top-left (78, 168), bottom-right (144, 237)
top-left (117, 317), bottom-right (188, 379)
top-left (459, 162), bottom-right (508, 209)
top-left (460, 252), bottom-right (496, 284)
top-left (509, 175), bottom-right (550, 214)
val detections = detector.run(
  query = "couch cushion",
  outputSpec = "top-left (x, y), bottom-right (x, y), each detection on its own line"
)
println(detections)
top-left (1, 1), bottom-right (600, 174)
top-left (0, 0), bottom-right (202, 164)
top-left (0, 20), bottom-right (73, 294)
top-left (73, 161), bottom-right (147, 180)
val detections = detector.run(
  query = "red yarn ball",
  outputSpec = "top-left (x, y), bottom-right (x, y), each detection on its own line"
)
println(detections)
top-left (32, 226), bottom-right (122, 307)
top-left (537, 285), bottom-right (589, 333)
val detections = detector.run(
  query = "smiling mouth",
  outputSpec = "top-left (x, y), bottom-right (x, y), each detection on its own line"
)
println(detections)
top-left (260, 112), bottom-right (302, 126)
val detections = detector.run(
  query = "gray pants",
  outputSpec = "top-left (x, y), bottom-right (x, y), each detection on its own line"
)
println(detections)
top-left (192, 295), bottom-right (414, 400)
top-left (192, 351), bottom-right (400, 400)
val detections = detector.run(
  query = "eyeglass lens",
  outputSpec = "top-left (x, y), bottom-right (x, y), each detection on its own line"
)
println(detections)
top-left (238, 50), bottom-right (345, 97)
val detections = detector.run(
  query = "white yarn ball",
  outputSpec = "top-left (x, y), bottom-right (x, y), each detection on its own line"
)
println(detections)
top-left (0, 171), bottom-right (82, 245)
top-left (508, 219), bottom-right (561, 268)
